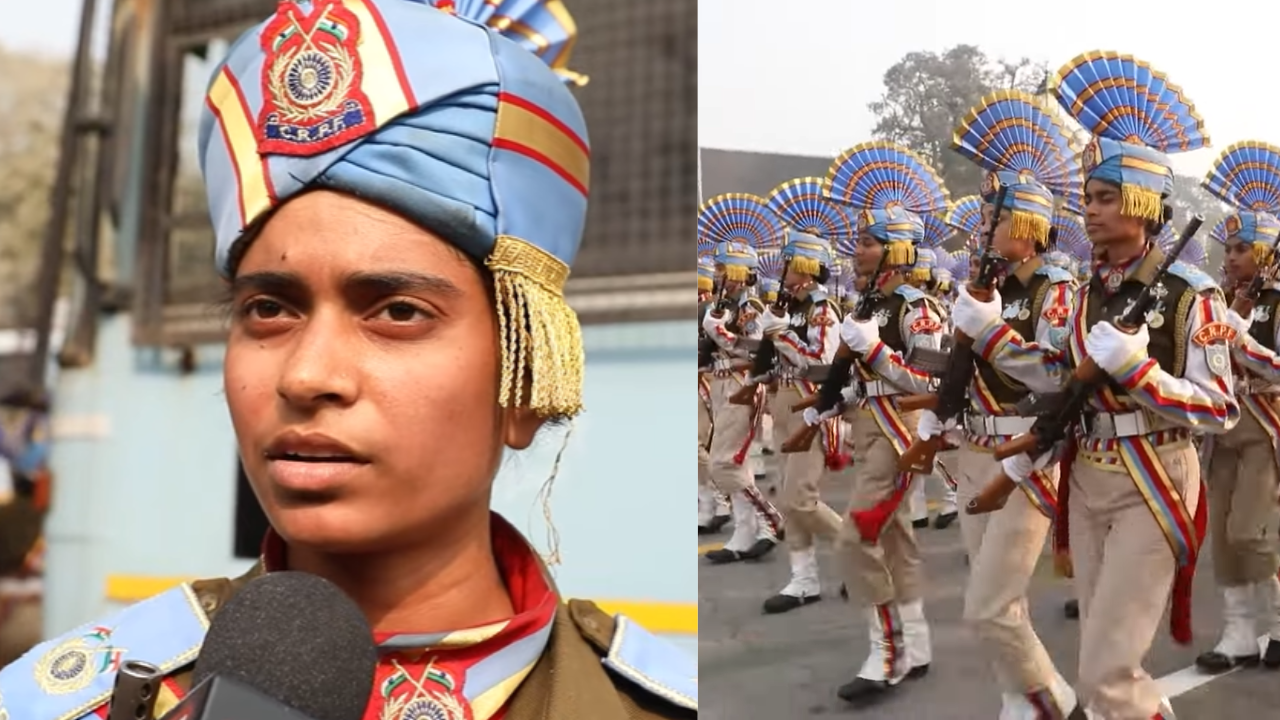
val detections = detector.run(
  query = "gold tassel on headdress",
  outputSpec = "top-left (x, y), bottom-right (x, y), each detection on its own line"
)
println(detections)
top-left (1121, 184), bottom-right (1164, 222)
top-left (698, 275), bottom-right (713, 292)
top-left (885, 241), bottom-right (916, 268)
top-left (911, 267), bottom-right (931, 283)
top-left (788, 255), bottom-right (821, 276)
top-left (1253, 242), bottom-right (1275, 268)
top-left (1011, 211), bottom-right (1051, 248)
top-left (487, 235), bottom-right (584, 418)
top-left (723, 265), bottom-right (750, 282)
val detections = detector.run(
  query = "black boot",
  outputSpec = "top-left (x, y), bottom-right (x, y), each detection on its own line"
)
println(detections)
top-left (762, 592), bottom-right (821, 614)
top-left (697, 514), bottom-right (731, 535)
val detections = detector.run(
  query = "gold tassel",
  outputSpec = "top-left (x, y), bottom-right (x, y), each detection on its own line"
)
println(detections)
top-left (723, 265), bottom-right (749, 282)
top-left (698, 276), bottom-right (713, 291)
top-left (1120, 184), bottom-right (1163, 222)
top-left (788, 255), bottom-right (821, 276)
top-left (762, 291), bottom-right (778, 303)
top-left (884, 241), bottom-right (916, 268)
top-left (911, 267), bottom-right (931, 282)
top-left (486, 236), bottom-right (583, 418)
top-left (1010, 211), bottom-right (1051, 247)
top-left (1253, 241), bottom-right (1275, 267)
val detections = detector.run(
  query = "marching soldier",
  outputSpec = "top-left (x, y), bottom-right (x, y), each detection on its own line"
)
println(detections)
top-left (699, 258), bottom-right (731, 534)
top-left (800, 141), bottom-right (950, 703)
top-left (961, 52), bottom-right (1237, 719)
top-left (754, 177), bottom-right (854, 614)
top-left (922, 90), bottom-right (1084, 717)
top-left (700, 194), bottom-right (786, 564)
top-left (1195, 142), bottom-right (1280, 673)
top-left (905, 248), bottom-right (959, 530)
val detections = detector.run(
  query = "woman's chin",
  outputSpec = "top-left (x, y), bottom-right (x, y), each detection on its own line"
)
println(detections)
top-left (270, 505), bottom-right (389, 556)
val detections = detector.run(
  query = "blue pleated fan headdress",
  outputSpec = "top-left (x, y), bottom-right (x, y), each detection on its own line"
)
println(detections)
top-left (1051, 51), bottom-right (1209, 223)
top-left (757, 251), bottom-right (784, 301)
top-left (823, 141), bottom-right (950, 268)
top-left (952, 89), bottom-right (1082, 246)
top-left (766, 177), bottom-right (851, 276)
top-left (1202, 141), bottom-right (1280, 254)
top-left (1160, 229), bottom-right (1207, 266)
top-left (946, 195), bottom-right (984, 236)
top-left (697, 193), bottom-right (784, 282)
top-left (697, 254), bottom-right (715, 292)
top-left (198, 0), bottom-right (592, 418)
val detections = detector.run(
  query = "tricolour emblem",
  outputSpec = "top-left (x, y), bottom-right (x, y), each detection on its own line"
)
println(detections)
top-left (32, 626), bottom-right (126, 696)
top-left (257, 0), bottom-right (376, 157)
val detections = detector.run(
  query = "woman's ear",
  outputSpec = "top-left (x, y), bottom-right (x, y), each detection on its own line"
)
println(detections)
top-left (504, 407), bottom-right (547, 450)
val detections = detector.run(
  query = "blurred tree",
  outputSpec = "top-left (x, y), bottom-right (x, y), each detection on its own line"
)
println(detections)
top-left (867, 45), bottom-right (1046, 200)
top-left (0, 45), bottom-right (68, 329)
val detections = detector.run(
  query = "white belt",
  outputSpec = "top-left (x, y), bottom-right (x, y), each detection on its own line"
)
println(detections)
top-left (1083, 410), bottom-right (1167, 439)
top-left (965, 415), bottom-right (1035, 437)
top-left (859, 380), bottom-right (899, 398)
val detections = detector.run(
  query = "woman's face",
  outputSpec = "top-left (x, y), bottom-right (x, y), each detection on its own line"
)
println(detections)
top-left (852, 231), bottom-right (883, 275)
top-left (224, 191), bottom-right (518, 554)
top-left (1083, 178), bottom-right (1145, 245)
top-left (1224, 237), bottom-right (1259, 283)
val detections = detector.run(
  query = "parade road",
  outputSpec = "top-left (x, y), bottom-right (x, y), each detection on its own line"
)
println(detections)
top-left (699, 452), bottom-right (1280, 719)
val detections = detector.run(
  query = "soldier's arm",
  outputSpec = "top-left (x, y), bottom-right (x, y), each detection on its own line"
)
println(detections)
top-left (859, 300), bottom-right (941, 394)
top-left (1225, 308), bottom-right (1280, 381)
top-left (968, 281), bottom-right (1076, 392)
top-left (1110, 291), bottom-right (1241, 434)
top-left (704, 299), bottom-right (762, 353)
top-left (775, 302), bottom-right (837, 368)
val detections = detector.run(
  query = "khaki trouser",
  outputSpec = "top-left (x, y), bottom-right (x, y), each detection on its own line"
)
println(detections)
top-left (698, 389), bottom-right (715, 496)
top-left (1072, 442), bottom-right (1199, 720)
top-left (839, 408), bottom-right (923, 606)
top-left (957, 445), bottom-right (1059, 694)
top-left (1207, 405), bottom-right (1280, 586)
top-left (770, 384), bottom-right (842, 550)
top-left (708, 376), bottom-right (757, 495)
top-left (0, 596), bottom-right (41, 668)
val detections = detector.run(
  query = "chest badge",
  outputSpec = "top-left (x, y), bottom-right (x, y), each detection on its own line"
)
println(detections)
top-left (873, 308), bottom-right (891, 327)
top-left (1254, 305), bottom-right (1272, 324)
top-left (1002, 298), bottom-right (1030, 321)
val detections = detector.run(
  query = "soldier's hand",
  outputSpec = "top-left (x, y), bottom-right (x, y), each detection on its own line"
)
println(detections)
top-left (1084, 321), bottom-right (1149, 376)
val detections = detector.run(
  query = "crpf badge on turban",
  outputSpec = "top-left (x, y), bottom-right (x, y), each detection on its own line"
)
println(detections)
top-left (198, 0), bottom-right (590, 418)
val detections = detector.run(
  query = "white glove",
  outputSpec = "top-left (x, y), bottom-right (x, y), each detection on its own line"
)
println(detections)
top-left (756, 310), bottom-right (790, 336)
top-left (840, 315), bottom-right (880, 355)
top-left (1084, 321), bottom-right (1150, 375)
top-left (951, 284), bottom-right (1003, 338)
top-left (916, 409), bottom-right (956, 441)
top-left (1225, 308), bottom-right (1252, 337)
top-left (702, 310), bottom-right (729, 337)
top-left (712, 357), bottom-right (733, 373)
top-left (840, 384), bottom-right (859, 404)
top-left (803, 407), bottom-right (821, 427)
top-left (1000, 451), bottom-right (1052, 484)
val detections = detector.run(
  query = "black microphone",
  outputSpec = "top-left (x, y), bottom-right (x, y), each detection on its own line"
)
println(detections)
top-left (155, 571), bottom-right (377, 720)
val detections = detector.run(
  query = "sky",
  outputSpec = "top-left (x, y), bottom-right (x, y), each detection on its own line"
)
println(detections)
top-left (5, 1), bottom-right (101, 58)
top-left (699, 0), bottom-right (1280, 180)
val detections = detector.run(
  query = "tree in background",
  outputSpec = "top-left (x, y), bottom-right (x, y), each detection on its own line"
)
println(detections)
top-left (868, 45), bottom-right (1046, 199)
top-left (0, 44), bottom-right (67, 329)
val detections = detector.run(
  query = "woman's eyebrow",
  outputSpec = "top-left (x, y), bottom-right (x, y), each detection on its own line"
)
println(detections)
top-left (342, 271), bottom-right (462, 298)
top-left (230, 270), bottom-right (305, 297)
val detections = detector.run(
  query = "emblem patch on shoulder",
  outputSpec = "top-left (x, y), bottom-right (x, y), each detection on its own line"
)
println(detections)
top-left (33, 627), bottom-right (126, 696)
top-left (1191, 322), bottom-right (1237, 347)
top-left (1042, 305), bottom-right (1070, 326)
top-left (258, 0), bottom-right (376, 156)
top-left (909, 317), bottom-right (942, 334)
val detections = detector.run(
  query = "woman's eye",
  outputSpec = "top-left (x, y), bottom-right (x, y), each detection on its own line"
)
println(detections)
top-left (378, 302), bottom-right (431, 322)
top-left (242, 298), bottom-right (285, 319)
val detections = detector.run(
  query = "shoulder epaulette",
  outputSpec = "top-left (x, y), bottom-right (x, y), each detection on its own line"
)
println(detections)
top-left (1035, 264), bottom-right (1075, 284)
top-left (566, 600), bottom-right (696, 713)
top-left (1166, 261), bottom-right (1217, 293)
top-left (894, 284), bottom-right (926, 303)
top-left (742, 297), bottom-right (765, 312)
top-left (0, 585), bottom-right (209, 720)
top-left (602, 615), bottom-right (697, 712)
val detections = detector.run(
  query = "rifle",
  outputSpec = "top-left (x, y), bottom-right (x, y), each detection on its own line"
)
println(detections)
top-left (1228, 230), bottom-right (1280, 317)
top-left (969, 214), bottom-right (1207, 514)
top-left (895, 185), bottom-right (1010, 474)
top-left (728, 260), bottom-right (795, 406)
top-left (779, 255), bottom-right (888, 453)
